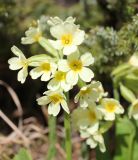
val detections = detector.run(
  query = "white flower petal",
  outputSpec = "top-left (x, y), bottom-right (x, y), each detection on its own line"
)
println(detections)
top-left (73, 30), bottom-right (85, 45)
top-left (68, 51), bottom-right (80, 61)
top-left (86, 138), bottom-right (97, 148)
top-left (17, 67), bottom-right (28, 83)
top-left (63, 45), bottom-right (77, 55)
top-left (104, 113), bottom-right (115, 121)
top-left (30, 67), bottom-right (42, 79)
top-left (21, 37), bottom-right (35, 44)
top-left (41, 72), bottom-right (51, 81)
top-left (87, 123), bottom-right (99, 135)
top-left (61, 100), bottom-right (70, 114)
top-left (79, 67), bottom-right (94, 82)
top-left (50, 24), bottom-right (65, 39)
top-left (11, 46), bottom-right (24, 57)
top-left (66, 71), bottom-right (78, 85)
top-left (58, 60), bottom-right (70, 72)
top-left (81, 52), bottom-right (94, 66)
top-left (47, 78), bottom-right (60, 91)
top-left (61, 81), bottom-right (72, 92)
top-left (80, 98), bottom-right (88, 108)
top-left (8, 57), bottom-right (22, 70)
top-left (48, 103), bottom-right (60, 116)
top-left (37, 96), bottom-right (50, 105)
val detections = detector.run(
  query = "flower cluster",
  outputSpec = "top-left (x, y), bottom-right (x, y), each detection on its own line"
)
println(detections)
top-left (8, 16), bottom-right (124, 152)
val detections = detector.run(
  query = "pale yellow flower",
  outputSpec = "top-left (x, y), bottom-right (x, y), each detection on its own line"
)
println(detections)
top-left (37, 90), bottom-right (69, 116)
top-left (8, 46), bottom-right (28, 83)
top-left (75, 81), bottom-right (105, 108)
top-left (49, 23), bottom-right (85, 55)
top-left (98, 98), bottom-right (124, 120)
top-left (58, 52), bottom-right (94, 85)
top-left (30, 61), bottom-right (57, 81)
top-left (47, 71), bottom-right (72, 92)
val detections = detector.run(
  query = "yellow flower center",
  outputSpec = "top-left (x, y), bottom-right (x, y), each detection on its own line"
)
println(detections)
top-left (50, 94), bottom-right (63, 104)
top-left (55, 71), bottom-right (66, 81)
top-left (69, 60), bottom-right (83, 71)
top-left (33, 32), bottom-right (42, 42)
top-left (80, 88), bottom-right (91, 96)
top-left (41, 63), bottom-right (51, 72)
top-left (19, 60), bottom-right (28, 67)
top-left (61, 34), bottom-right (73, 46)
top-left (88, 110), bottom-right (97, 122)
top-left (105, 102), bottom-right (117, 113)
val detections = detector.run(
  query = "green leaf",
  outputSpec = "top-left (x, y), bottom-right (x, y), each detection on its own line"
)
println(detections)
top-left (119, 83), bottom-right (136, 103)
top-left (111, 63), bottom-right (131, 76)
top-left (13, 148), bottom-right (32, 160)
top-left (114, 117), bottom-right (136, 160)
top-left (124, 73), bottom-right (138, 94)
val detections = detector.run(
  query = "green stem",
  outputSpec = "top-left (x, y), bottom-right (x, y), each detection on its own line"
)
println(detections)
top-left (113, 80), bottom-right (120, 100)
top-left (64, 93), bottom-right (72, 160)
top-left (46, 115), bottom-right (56, 160)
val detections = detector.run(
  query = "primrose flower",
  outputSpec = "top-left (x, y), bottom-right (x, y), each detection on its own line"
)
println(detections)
top-left (8, 46), bottom-right (28, 83)
top-left (79, 124), bottom-right (106, 152)
top-left (30, 61), bottom-right (57, 81)
top-left (83, 130), bottom-right (106, 153)
top-left (49, 23), bottom-right (85, 55)
top-left (75, 81), bottom-right (105, 108)
top-left (129, 100), bottom-right (138, 120)
top-left (72, 105), bottom-right (102, 129)
top-left (98, 98), bottom-right (124, 121)
top-left (21, 19), bottom-right (43, 44)
top-left (47, 71), bottom-right (72, 92)
top-left (47, 16), bottom-right (76, 26)
top-left (37, 90), bottom-right (69, 116)
top-left (58, 52), bottom-right (94, 85)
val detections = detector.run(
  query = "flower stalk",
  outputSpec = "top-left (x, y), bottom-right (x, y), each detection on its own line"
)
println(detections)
top-left (64, 93), bottom-right (72, 160)
top-left (46, 115), bottom-right (56, 160)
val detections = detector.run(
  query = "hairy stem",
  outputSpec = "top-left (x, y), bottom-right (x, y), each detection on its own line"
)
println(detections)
top-left (46, 115), bottom-right (56, 160)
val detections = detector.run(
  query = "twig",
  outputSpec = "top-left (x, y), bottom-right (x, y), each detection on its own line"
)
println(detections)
top-left (0, 110), bottom-right (29, 144)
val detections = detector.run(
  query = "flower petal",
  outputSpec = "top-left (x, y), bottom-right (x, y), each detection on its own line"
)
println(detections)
top-left (37, 96), bottom-right (50, 105)
top-left (63, 45), bottom-right (77, 55)
top-left (73, 30), bottom-right (85, 45)
top-left (11, 46), bottom-right (25, 57)
top-left (41, 72), bottom-right (51, 81)
top-left (81, 52), bottom-right (94, 66)
top-left (47, 78), bottom-right (60, 91)
top-left (50, 24), bottom-right (65, 39)
top-left (61, 100), bottom-right (70, 114)
top-left (8, 57), bottom-right (23, 70)
top-left (66, 71), bottom-right (78, 85)
top-left (48, 103), bottom-right (60, 116)
top-left (79, 67), bottom-right (94, 82)
top-left (58, 60), bottom-right (70, 72)
top-left (30, 67), bottom-right (43, 79)
top-left (17, 67), bottom-right (28, 83)
top-left (21, 37), bottom-right (35, 44)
